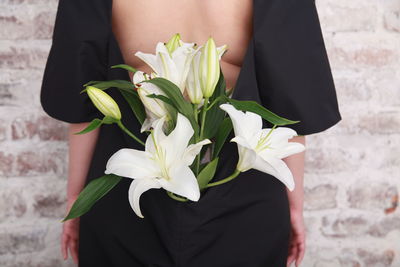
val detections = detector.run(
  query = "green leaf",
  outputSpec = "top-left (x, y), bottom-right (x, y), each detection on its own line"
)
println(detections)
top-left (212, 118), bottom-right (233, 159)
top-left (224, 97), bottom-right (300, 125)
top-left (74, 118), bottom-right (103, 135)
top-left (81, 80), bottom-right (135, 93)
top-left (82, 80), bottom-right (101, 87)
top-left (203, 68), bottom-right (226, 139)
top-left (146, 94), bottom-right (175, 107)
top-left (143, 78), bottom-right (192, 115)
top-left (111, 64), bottom-right (138, 73)
top-left (61, 174), bottom-right (122, 222)
top-left (143, 78), bottom-right (199, 134)
top-left (197, 157), bottom-right (219, 190)
top-left (73, 116), bottom-right (119, 135)
top-left (119, 89), bottom-right (146, 125)
top-left (210, 67), bottom-right (226, 101)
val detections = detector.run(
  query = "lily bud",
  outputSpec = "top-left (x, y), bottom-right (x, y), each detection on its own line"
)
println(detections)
top-left (199, 37), bottom-right (220, 98)
top-left (86, 86), bottom-right (121, 120)
top-left (165, 33), bottom-right (181, 54)
top-left (186, 49), bottom-right (203, 104)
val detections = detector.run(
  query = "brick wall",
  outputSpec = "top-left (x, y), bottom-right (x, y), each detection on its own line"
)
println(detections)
top-left (0, 0), bottom-right (399, 266)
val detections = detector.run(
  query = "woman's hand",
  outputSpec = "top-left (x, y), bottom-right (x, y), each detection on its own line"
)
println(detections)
top-left (61, 199), bottom-right (80, 264)
top-left (287, 210), bottom-right (306, 267)
top-left (283, 135), bottom-right (306, 266)
top-left (61, 123), bottom-right (100, 264)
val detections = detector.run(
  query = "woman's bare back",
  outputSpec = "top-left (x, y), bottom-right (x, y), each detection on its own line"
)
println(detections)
top-left (111, 0), bottom-right (253, 89)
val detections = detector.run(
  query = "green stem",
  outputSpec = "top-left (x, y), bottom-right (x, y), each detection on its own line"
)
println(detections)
top-left (193, 103), bottom-right (200, 176)
top-left (205, 95), bottom-right (223, 111)
top-left (199, 97), bottom-right (209, 139)
top-left (195, 98), bottom-right (209, 176)
top-left (193, 104), bottom-right (199, 123)
top-left (117, 121), bottom-right (145, 146)
top-left (195, 152), bottom-right (201, 176)
top-left (205, 169), bottom-right (241, 188)
top-left (166, 191), bottom-right (189, 202)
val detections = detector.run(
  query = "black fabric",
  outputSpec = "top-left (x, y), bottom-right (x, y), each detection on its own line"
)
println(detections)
top-left (39, 0), bottom-right (341, 266)
top-left (232, 0), bottom-right (342, 135)
top-left (40, 0), bottom-right (109, 123)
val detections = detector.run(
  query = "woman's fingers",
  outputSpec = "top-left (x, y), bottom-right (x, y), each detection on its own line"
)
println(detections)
top-left (287, 242), bottom-right (297, 267)
top-left (61, 233), bottom-right (69, 260)
top-left (287, 227), bottom-right (306, 267)
top-left (295, 239), bottom-right (306, 267)
top-left (70, 237), bottom-right (79, 264)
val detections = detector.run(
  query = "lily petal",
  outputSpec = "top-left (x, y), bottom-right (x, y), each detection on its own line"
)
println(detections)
top-left (157, 51), bottom-right (178, 82)
top-left (128, 178), bottom-right (161, 218)
top-left (186, 50), bottom-right (203, 104)
top-left (151, 115), bottom-right (168, 147)
top-left (159, 164), bottom-right (200, 201)
top-left (162, 113), bottom-right (194, 165)
top-left (154, 43), bottom-right (181, 86)
top-left (275, 142), bottom-right (305, 159)
top-left (137, 83), bottom-right (168, 118)
top-left (134, 51), bottom-right (159, 74)
top-left (219, 103), bottom-right (262, 141)
top-left (177, 40), bottom-right (196, 50)
top-left (172, 49), bottom-right (196, 92)
top-left (132, 70), bottom-right (147, 85)
top-left (105, 148), bottom-right (160, 179)
top-left (140, 117), bottom-right (153, 133)
top-left (230, 136), bottom-right (254, 150)
top-left (253, 156), bottom-right (295, 191)
top-left (182, 139), bottom-right (212, 165)
top-left (268, 127), bottom-right (299, 145)
top-left (155, 41), bottom-right (170, 55)
top-left (236, 145), bottom-right (257, 172)
top-left (140, 110), bottom-right (161, 133)
top-left (217, 44), bottom-right (228, 60)
top-left (245, 111), bottom-right (263, 136)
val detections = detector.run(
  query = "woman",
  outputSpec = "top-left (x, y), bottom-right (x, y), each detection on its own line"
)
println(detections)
top-left (40, 0), bottom-right (341, 266)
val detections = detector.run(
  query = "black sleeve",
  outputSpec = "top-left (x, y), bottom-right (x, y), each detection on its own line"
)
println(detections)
top-left (40, 0), bottom-right (110, 123)
top-left (254, 0), bottom-right (342, 135)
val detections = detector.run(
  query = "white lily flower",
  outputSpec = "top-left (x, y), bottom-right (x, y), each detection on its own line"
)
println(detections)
top-left (86, 86), bottom-right (121, 120)
top-left (219, 104), bottom-right (305, 191)
top-left (133, 71), bottom-right (168, 132)
top-left (105, 113), bottom-right (211, 218)
top-left (135, 40), bottom-right (196, 93)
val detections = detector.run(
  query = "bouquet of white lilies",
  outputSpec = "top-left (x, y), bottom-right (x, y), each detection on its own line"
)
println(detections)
top-left (62, 33), bottom-right (305, 220)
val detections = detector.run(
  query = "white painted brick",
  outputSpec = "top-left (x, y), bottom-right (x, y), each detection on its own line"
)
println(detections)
top-left (0, 0), bottom-right (399, 266)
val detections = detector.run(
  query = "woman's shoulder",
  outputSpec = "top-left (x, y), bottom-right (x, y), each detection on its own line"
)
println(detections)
top-left (53, 0), bottom-right (111, 42)
top-left (40, 0), bottom-right (113, 123)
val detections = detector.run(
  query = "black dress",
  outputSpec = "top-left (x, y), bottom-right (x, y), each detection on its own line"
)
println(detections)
top-left (40, 0), bottom-right (342, 266)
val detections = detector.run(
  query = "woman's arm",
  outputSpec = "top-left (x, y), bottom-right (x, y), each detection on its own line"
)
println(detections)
top-left (284, 135), bottom-right (306, 267)
top-left (284, 135), bottom-right (306, 214)
top-left (66, 123), bottom-right (100, 202)
top-left (61, 123), bottom-right (100, 264)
